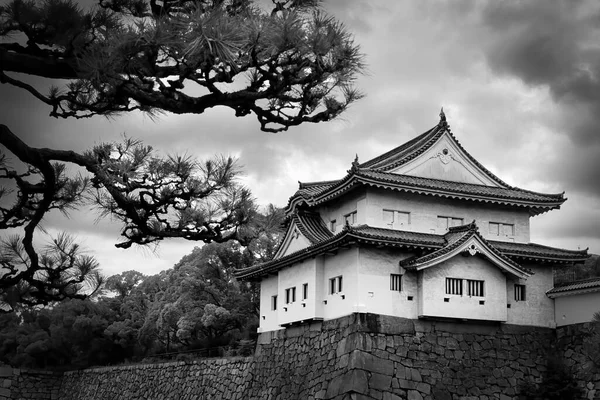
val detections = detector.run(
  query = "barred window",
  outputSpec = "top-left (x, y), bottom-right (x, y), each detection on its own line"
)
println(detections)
top-left (329, 276), bottom-right (343, 294)
top-left (390, 274), bottom-right (402, 291)
top-left (446, 278), bottom-right (463, 295)
top-left (271, 295), bottom-right (277, 311)
top-left (515, 284), bottom-right (526, 301)
top-left (467, 280), bottom-right (485, 297)
top-left (285, 287), bottom-right (296, 304)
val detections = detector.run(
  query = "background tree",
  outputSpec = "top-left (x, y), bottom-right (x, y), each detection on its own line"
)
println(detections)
top-left (0, 0), bottom-right (363, 309)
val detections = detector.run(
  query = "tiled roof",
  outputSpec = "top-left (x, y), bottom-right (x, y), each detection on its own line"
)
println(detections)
top-left (292, 210), bottom-right (332, 244)
top-left (546, 277), bottom-right (600, 297)
top-left (287, 169), bottom-right (565, 216)
top-left (235, 225), bottom-right (442, 280)
top-left (360, 125), bottom-right (441, 170)
top-left (349, 225), bottom-right (445, 247)
top-left (287, 114), bottom-right (565, 217)
top-left (400, 222), bottom-right (531, 277)
top-left (297, 180), bottom-right (339, 197)
top-left (491, 241), bottom-right (589, 263)
top-left (360, 118), bottom-right (512, 189)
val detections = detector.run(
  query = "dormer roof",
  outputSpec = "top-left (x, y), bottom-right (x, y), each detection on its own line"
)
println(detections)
top-left (400, 222), bottom-right (531, 279)
top-left (286, 111), bottom-right (565, 217)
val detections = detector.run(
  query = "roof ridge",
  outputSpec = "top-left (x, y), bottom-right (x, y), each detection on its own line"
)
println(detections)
top-left (298, 179), bottom-right (340, 188)
top-left (505, 241), bottom-right (589, 255)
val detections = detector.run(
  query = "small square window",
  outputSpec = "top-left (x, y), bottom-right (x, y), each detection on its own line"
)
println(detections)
top-left (451, 217), bottom-right (463, 227)
top-left (467, 279), bottom-right (485, 297)
top-left (329, 276), bottom-right (343, 294)
top-left (383, 210), bottom-right (410, 229)
top-left (515, 284), bottom-right (526, 301)
top-left (438, 216), bottom-right (463, 231)
top-left (489, 222), bottom-right (515, 237)
top-left (285, 287), bottom-right (296, 304)
top-left (390, 274), bottom-right (402, 291)
top-left (489, 222), bottom-right (500, 235)
top-left (445, 278), bottom-right (463, 295)
top-left (503, 224), bottom-right (515, 236)
top-left (383, 210), bottom-right (394, 228)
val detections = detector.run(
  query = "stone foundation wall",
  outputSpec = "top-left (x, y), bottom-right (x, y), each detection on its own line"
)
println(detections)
top-left (4, 314), bottom-right (600, 399)
top-left (0, 367), bottom-right (61, 400)
top-left (556, 323), bottom-right (600, 399)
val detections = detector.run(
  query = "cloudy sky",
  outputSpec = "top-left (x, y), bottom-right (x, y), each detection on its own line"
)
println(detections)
top-left (1, 0), bottom-right (599, 277)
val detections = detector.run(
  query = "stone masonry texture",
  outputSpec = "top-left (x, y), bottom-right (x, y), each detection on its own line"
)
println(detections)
top-left (2, 314), bottom-right (599, 399)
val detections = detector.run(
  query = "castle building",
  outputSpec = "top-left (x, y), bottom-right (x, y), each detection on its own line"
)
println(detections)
top-left (235, 111), bottom-right (589, 332)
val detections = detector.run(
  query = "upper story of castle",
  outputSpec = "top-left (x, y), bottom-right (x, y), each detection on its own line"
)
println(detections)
top-left (282, 110), bottom-right (565, 249)
top-left (236, 111), bottom-right (587, 283)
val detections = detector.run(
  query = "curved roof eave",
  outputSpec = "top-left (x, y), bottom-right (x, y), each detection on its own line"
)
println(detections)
top-left (285, 173), bottom-right (564, 216)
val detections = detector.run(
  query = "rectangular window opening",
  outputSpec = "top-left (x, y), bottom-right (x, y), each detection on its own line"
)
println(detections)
top-left (285, 287), bottom-right (296, 304)
top-left (515, 284), bottom-right (526, 301)
top-left (438, 216), bottom-right (464, 231)
top-left (467, 279), bottom-right (485, 297)
top-left (302, 283), bottom-right (308, 300)
top-left (390, 274), bottom-right (402, 291)
top-left (330, 220), bottom-right (336, 233)
top-left (329, 276), bottom-right (343, 294)
top-left (489, 222), bottom-right (515, 237)
top-left (445, 278), bottom-right (463, 295)
top-left (271, 295), bottom-right (277, 311)
top-left (383, 210), bottom-right (411, 229)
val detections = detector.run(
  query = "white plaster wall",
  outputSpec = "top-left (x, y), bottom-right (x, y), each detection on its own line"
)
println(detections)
top-left (258, 275), bottom-right (281, 332)
top-left (364, 188), bottom-right (530, 243)
top-left (506, 264), bottom-right (555, 328)
top-left (356, 248), bottom-right (418, 318)
top-left (315, 189), bottom-right (367, 233)
top-left (322, 248), bottom-right (359, 320)
top-left (278, 258), bottom-right (319, 326)
top-left (555, 291), bottom-right (600, 327)
top-left (419, 255), bottom-right (508, 322)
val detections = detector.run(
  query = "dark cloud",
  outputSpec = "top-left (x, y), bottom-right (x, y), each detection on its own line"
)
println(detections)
top-left (480, 0), bottom-right (600, 145)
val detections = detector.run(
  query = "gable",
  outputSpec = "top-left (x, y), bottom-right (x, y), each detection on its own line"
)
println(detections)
top-left (273, 223), bottom-right (313, 260)
top-left (388, 131), bottom-right (501, 187)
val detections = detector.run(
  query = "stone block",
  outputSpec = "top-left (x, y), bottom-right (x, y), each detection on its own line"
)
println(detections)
top-left (0, 369), bottom-right (10, 378)
top-left (398, 379), bottom-right (417, 390)
top-left (369, 373), bottom-right (392, 391)
top-left (349, 351), bottom-right (394, 376)
top-left (383, 393), bottom-right (402, 400)
top-left (0, 388), bottom-right (9, 397)
top-left (325, 370), bottom-right (369, 398)
top-left (407, 389), bottom-right (423, 400)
